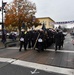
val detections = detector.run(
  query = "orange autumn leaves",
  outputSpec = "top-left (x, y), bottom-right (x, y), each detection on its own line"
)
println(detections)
top-left (4, 0), bottom-right (39, 30)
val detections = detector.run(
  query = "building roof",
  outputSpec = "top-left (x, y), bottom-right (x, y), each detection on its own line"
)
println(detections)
top-left (37, 17), bottom-right (55, 22)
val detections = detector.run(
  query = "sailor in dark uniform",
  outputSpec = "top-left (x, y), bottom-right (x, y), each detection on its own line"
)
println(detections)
top-left (54, 29), bottom-right (63, 51)
top-left (19, 30), bottom-right (25, 52)
top-left (36, 30), bottom-right (45, 52)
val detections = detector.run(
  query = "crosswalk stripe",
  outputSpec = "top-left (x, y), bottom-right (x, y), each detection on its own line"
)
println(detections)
top-left (46, 49), bottom-right (74, 53)
top-left (11, 59), bottom-right (74, 75)
top-left (0, 57), bottom-right (74, 75)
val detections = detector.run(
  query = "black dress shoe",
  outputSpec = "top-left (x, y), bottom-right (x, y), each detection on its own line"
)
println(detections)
top-left (24, 49), bottom-right (27, 51)
top-left (19, 49), bottom-right (21, 52)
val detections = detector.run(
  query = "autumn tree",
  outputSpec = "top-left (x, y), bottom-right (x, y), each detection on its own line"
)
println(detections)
top-left (4, 0), bottom-right (39, 31)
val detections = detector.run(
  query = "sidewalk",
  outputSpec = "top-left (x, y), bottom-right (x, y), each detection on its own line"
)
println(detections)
top-left (0, 41), bottom-right (5, 49)
top-left (0, 38), bottom-right (19, 49)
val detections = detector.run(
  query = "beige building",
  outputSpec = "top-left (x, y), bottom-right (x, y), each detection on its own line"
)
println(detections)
top-left (35, 17), bottom-right (55, 30)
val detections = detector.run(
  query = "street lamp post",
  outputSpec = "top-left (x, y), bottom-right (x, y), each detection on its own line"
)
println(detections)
top-left (17, 1), bottom-right (21, 37)
top-left (1, 0), bottom-right (7, 43)
top-left (2, 0), bottom-right (4, 35)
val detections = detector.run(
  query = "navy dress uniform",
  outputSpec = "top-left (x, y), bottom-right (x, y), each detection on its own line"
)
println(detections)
top-left (19, 31), bottom-right (26, 52)
top-left (54, 30), bottom-right (63, 51)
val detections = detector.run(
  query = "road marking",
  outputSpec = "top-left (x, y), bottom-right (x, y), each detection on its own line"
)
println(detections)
top-left (31, 68), bottom-right (40, 74)
top-left (6, 47), bottom-right (20, 49)
top-left (65, 41), bottom-right (70, 44)
top-left (0, 57), bottom-right (74, 75)
top-left (0, 57), bottom-right (16, 63)
top-left (12, 60), bottom-right (74, 75)
top-left (46, 49), bottom-right (74, 53)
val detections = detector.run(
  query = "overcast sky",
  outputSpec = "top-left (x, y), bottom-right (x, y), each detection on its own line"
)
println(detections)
top-left (0, 0), bottom-right (74, 28)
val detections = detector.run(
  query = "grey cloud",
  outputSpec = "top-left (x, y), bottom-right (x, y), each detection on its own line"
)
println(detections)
top-left (0, 0), bottom-right (74, 22)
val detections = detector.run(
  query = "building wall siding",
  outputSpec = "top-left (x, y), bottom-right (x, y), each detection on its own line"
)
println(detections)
top-left (36, 17), bottom-right (55, 30)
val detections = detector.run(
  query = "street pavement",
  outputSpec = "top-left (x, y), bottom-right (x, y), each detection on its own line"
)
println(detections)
top-left (0, 58), bottom-right (73, 75)
top-left (0, 61), bottom-right (66, 75)
top-left (0, 33), bottom-right (74, 75)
